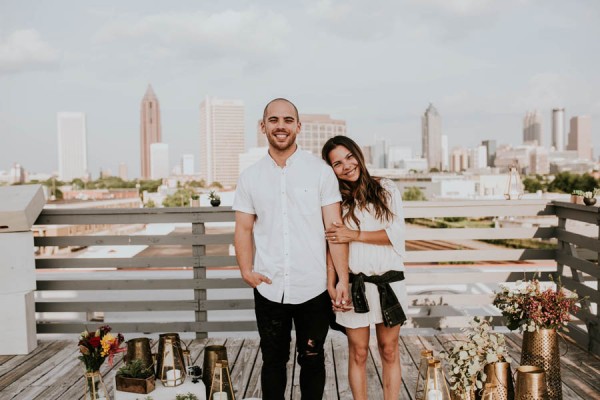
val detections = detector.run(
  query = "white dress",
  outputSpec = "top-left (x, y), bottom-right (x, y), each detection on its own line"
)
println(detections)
top-left (336, 178), bottom-right (408, 329)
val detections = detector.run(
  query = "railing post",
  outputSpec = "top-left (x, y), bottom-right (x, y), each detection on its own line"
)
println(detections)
top-left (0, 185), bottom-right (45, 354)
top-left (192, 220), bottom-right (207, 339)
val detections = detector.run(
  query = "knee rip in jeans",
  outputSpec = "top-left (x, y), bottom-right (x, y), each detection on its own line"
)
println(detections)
top-left (302, 338), bottom-right (321, 357)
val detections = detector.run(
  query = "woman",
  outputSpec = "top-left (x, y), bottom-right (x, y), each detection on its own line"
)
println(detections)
top-left (322, 135), bottom-right (408, 400)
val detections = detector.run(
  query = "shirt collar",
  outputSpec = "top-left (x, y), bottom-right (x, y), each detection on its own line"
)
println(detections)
top-left (266, 145), bottom-right (303, 168)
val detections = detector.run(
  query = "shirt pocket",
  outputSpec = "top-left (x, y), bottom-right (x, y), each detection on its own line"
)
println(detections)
top-left (292, 187), bottom-right (320, 215)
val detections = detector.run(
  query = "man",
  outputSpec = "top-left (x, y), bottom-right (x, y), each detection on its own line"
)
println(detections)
top-left (233, 98), bottom-right (349, 399)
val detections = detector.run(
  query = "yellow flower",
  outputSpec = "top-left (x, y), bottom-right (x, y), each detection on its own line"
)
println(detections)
top-left (100, 333), bottom-right (115, 357)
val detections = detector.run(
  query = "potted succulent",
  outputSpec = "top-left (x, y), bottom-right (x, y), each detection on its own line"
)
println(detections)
top-left (583, 188), bottom-right (599, 206)
top-left (190, 193), bottom-right (200, 207)
top-left (208, 190), bottom-right (221, 207)
top-left (115, 359), bottom-right (156, 394)
top-left (570, 190), bottom-right (584, 204)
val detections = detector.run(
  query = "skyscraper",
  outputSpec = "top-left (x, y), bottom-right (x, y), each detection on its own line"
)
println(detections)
top-left (482, 140), bottom-right (497, 167)
top-left (140, 85), bottom-right (162, 179)
top-left (181, 154), bottom-right (195, 175)
top-left (150, 143), bottom-right (169, 179)
top-left (57, 112), bottom-right (87, 181)
top-left (200, 97), bottom-right (245, 186)
top-left (422, 103), bottom-right (442, 171)
top-left (567, 116), bottom-right (592, 160)
top-left (257, 114), bottom-right (346, 155)
top-left (523, 110), bottom-right (542, 145)
top-left (552, 108), bottom-right (565, 151)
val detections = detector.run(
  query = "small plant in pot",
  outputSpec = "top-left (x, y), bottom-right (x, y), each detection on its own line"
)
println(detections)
top-left (570, 189), bottom-right (584, 204)
top-left (208, 190), bottom-right (221, 207)
top-left (190, 193), bottom-right (200, 207)
top-left (583, 188), bottom-right (599, 206)
top-left (116, 359), bottom-right (156, 394)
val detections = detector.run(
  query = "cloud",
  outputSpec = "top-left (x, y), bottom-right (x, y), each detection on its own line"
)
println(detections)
top-left (0, 29), bottom-right (59, 74)
top-left (307, 0), bottom-right (399, 40)
top-left (93, 9), bottom-right (291, 63)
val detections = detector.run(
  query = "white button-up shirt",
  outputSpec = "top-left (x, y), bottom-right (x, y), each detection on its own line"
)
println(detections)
top-left (233, 148), bottom-right (341, 304)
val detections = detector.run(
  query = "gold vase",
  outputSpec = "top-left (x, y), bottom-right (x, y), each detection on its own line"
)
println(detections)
top-left (521, 329), bottom-right (561, 400)
top-left (514, 366), bottom-right (547, 400)
top-left (481, 361), bottom-right (515, 400)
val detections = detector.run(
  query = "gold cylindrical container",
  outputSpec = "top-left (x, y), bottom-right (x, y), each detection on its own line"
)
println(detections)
top-left (203, 345), bottom-right (228, 397)
top-left (521, 328), bottom-right (561, 400)
top-left (124, 337), bottom-right (154, 372)
top-left (481, 361), bottom-right (514, 400)
top-left (481, 383), bottom-right (498, 400)
top-left (515, 366), bottom-right (547, 400)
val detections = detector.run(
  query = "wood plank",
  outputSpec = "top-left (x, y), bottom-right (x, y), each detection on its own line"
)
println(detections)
top-left (405, 249), bottom-right (556, 263)
top-left (228, 337), bottom-right (259, 399)
top-left (36, 277), bottom-right (247, 290)
top-left (34, 233), bottom-right (234, 247)
top-left (244, 338), bottom-right (264, 399)
top-left (323, 336), bottom-right (338, 400)
top-left (36, 321), bottom-right (258, 334)
top-left (403, 200), bottom-right (554, 218)
top-left (332, 334), bottom-right (352, 399)
top-left (35, 207), bottom-right (235, 225)
top-left (555, 228), bottom-right (600, 252)
top-left (401, 334), bottom-right (430, 399)
top-left (406, 227), bottom-right (555, 241)
top-left (36, 255), bottom-right (238, 269)
top-left (0, 341), bottom-right (58, 382)
top-left (555, 252), bottom-right (600, 279)
top-left (553, 205), bottom-right (600, 225)
top-left (35, 299), bottom-right (256, 312)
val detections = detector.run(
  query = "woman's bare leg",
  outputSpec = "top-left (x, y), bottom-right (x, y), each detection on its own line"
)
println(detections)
top-left (375, 323), bottom-right (402, 399)
top-left (347, 326), bottom-right (371, 400)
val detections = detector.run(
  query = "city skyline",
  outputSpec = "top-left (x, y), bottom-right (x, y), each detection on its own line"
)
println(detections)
top-left (1, 1), bottom-right (599, 176)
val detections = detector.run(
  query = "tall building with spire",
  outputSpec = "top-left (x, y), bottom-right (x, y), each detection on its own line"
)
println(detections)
top-left (200, 97), bottom-right (245, 186)
top-left (523, 110), bottom-right (542, 145)
top-left (421, 103), bottom-right (442, 171)
top-left (140, 85), bottom-right (162, 179)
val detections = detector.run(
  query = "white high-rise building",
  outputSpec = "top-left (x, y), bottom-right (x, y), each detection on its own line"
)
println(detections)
top-left (181, 154), bottom-right (195, 175)
top-left (57, 112), bottom-right (87, 181)
top-left (150, 143), bottom-right (169, 179)
top-left (441, 135), bottom-right (449, 171)
top-left (257, 114), bottom-right (346, 155)
top-left (469, 145), bottom-right (488, 169)
top-left (200, 97), bottom-right (245, 186)
top-left (387, 146), bottom-right (412, 168)
top-left (422, 104), bottom-right (442, 171)
top-left (552, 108), bottom-right (565, 150)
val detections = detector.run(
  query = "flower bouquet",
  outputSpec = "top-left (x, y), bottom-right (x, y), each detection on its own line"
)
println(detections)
top-left (440, 317), bottom-right (511, 399)
top-left (493, 277), bottom-right (579, 332)
top-left (78, 325), bottom-right (125, 399)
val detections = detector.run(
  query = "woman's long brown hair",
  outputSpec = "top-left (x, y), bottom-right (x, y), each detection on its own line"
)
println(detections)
top-left (322, 136), bottom-right (394, 229)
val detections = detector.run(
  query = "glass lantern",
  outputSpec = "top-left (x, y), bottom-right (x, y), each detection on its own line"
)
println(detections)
top-left (423, 359), bottom-right (451, 400)
top-left (208, 360), bottom-right (236, 400)
top-left (504, 163), bottom-right (523, 200)
top-left (414, 349), bottom-right (434, 400)
top-left (156, 334), bottom-right (186, 387)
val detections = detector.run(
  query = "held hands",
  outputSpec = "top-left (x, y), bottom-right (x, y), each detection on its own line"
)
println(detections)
top-left (241, 270), bottom-right (272, 288)
top-left (326, 222), bottom-right (359, 244)
top-left (330, 281), bottom-right (352, 312)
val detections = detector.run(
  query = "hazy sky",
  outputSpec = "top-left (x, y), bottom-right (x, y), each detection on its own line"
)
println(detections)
top-left (1, 0), bottom-right (599, 177)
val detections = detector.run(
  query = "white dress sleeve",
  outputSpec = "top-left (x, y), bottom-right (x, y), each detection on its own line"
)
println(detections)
top-left (381, 179), bottom-right (406, 257)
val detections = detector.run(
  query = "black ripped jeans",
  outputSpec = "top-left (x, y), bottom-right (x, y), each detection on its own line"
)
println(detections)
top-left (254, 289), bottom-right (331, 400)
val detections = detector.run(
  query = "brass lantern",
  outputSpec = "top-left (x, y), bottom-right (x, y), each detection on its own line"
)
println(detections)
top-left (156, 333), bottom-right (186, 387)
top-left (504, 163), bottom-right (523, 200)
top-left (423, 359), bottom-right (451, 400)
top-left (415, 349), bottom-right (434, 400)
top-left (208, 360), bottom-right (235, 400)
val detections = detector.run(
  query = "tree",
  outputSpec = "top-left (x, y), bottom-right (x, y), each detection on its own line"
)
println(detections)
top-left (402, 186), bottom-right (426, 201)
top-left (210, 181), bottom-right (223, 189)
top-left (162, 188), bottom-right (195, 207)
top-left (547, 172), bottom-right (599, 193)
top-left (145, 199), bottom-right (156, 208)
top-left (522, 176), bottom-right (543, 193)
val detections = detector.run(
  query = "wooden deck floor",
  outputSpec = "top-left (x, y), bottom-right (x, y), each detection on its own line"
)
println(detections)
top-left (0, 332), bottom-right (598, 400)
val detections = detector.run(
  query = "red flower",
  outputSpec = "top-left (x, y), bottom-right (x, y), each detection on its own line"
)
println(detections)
top-left (89, 336), bottom-right (101, 348)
